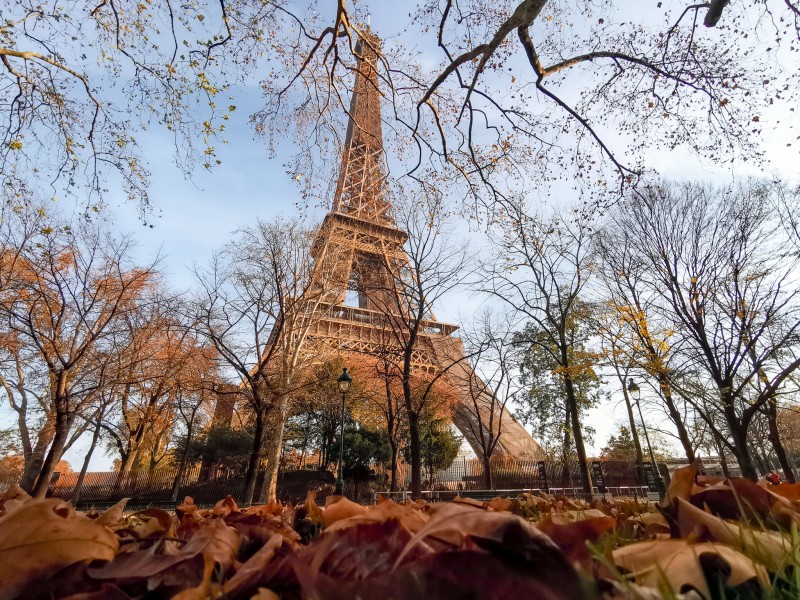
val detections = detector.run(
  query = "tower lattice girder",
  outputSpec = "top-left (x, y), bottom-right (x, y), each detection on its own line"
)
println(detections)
top-left (302, 30), bottom-right (543, 461)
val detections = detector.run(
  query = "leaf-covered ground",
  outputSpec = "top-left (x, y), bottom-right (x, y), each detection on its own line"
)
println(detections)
top-left (2, 462), bottom-right (800, 599)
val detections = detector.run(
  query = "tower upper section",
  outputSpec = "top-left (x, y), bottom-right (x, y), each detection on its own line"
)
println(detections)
top-left (330, 31), bottom-right (396, 227)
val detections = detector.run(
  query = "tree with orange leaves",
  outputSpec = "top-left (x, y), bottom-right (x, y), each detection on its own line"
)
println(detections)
top-left (0, 203), bottom-right (160, 496)
top-left (101, 299), bottom-right (217, 481)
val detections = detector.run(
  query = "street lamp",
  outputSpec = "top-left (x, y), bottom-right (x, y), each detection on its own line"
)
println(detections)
top-left (628, 378), bottom-right (665, 499)
top-left (334, 367), bottom-right (352, 496)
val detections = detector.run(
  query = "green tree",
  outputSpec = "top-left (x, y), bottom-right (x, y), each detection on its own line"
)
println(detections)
top-left (600, 426), bottom-right (639, 462)
top-left (405, 415), bottom-right (462, 486)
top-left (331, 424), bottom-right (392, 481)
top-left (174, 424), bottom-right (254, 472)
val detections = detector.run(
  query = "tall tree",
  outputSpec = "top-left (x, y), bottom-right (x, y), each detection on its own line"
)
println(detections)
top-left (612, 181), bottom-right (800, 480)
top-left (0, 205), bottom-right (158, 496)
top-left (455, 310), bottom-right (524, 489)
top-left (194, 216), bottom-right (333, 503)
top-left (485, 202), bottom-right (599, 493)
top-left (595, 227), bottom-right (698, 461)
top-left (361, 188), bottom-right (470, 497)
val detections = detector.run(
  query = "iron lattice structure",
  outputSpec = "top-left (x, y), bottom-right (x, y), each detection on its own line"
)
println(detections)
top-left (302, 31), bottom-right (543, 461)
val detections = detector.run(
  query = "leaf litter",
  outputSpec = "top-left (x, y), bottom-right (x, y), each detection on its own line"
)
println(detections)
top-left (1, 466), bottom-right (800, 599)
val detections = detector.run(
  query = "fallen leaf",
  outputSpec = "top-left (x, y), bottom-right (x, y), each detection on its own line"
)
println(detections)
top-left (223, 534), bottom-right (286, 598)
top-left (212, 495), bottom-right (240, 518)
top-left (323, 498), bottom-right (429, 536)
top-left (0, 499), bottom-right (118, 600)
top-left (676, 497), bottom-right (791, 571)
top-left (537, 515), bottom-right (616, 568)
top-left (322, 496), bottom-right (368, 527)
top-left (94, 498), bottom-right (129, 527)
top-left (614, 540), bottom-right (768, 598)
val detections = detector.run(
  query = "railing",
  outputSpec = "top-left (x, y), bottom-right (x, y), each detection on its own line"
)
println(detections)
top-left (319, 302), bottom-right (460, 336)
top-left (0, 459), bottom-right (660, 509)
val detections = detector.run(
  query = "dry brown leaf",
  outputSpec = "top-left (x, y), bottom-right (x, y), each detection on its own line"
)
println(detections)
top-left (212, 495), bottom-right (240, 518)
top-left (176, 496), bottom-right (198, 519)
top-left (117, 507), bottom-right (174, 542)
top-left (632, 512), bottom-right (670, 535)
top-left (550, 508), bottom-right (608, 524)
top-left (676, 497), bottom-right (791, 571)
top-left (664, 460), bottom-right (699, 509)
top-left (223, 534), bottom-right (285, 598)
top-left (614, 540), bottom-right (768, 598)
top-left (485, 496), bottom-right (513, 512)
top-left (758, 481), bottom-right (800, 504)
top-left (537, 515), bottom-right (616, 569)
top-left (691, 477), bottom-right (790, 523)
top-left (452, 496), bottom-right (485, 508)
top-left (0, 499), bottom-right (118, 600)
top-left (91, 515), bottom-right (240, 588)
top-left (170, 554), bottom-right (216, 600)
top-left (323, 498), bottom-right (429, 536)
top-left (250, 589), bottom-right (280, 600)
top-left (396, 502), bottom-right (557, 561)
top-left (322, 496), bottom-right (368, 527)
top-left (0, 484), bottom-right (31, 517)
top-left (94, 498), bottom-right (129, 527)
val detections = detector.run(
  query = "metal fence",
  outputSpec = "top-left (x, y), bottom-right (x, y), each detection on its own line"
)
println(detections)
top-left (0, 458), bottom-right (659, 508)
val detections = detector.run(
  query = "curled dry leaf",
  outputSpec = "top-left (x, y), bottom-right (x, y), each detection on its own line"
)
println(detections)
top-left (91, 515), bottom-right (241, 588)
top-left (212, 495), bottom-right (239, 518)
top-left (176, 496), bottom-right (198, 520)
top-left (676, 497), bottom-right (791, 572)
top-left (322, 496), bottom-right (368, 527)
top-left (396, 502), bottom-right (560, 561)
top-left (631, 511), bottom-right (671, 535)
top-left (690, 477), bottom-right (790, 523)
top-left (613, 540), bottom-right (768, 599)
top-left (0, 484), bottom-right (31, 517)
top-left (0, 499), bottom-right (118, 600)
top-left (94, 498), bottom-right (130, 527)
top-left (664, 460), bottom-right (699, 510)
top-left (485, 496), bottom-right (513, 512)
top-left (323, 498), bottom-right (429, 536)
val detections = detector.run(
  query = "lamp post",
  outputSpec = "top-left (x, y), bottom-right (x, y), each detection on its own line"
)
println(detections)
top-left (335, 367), bottom-right (352, 496)
top-left (628, 378), bottom-right (665, 499)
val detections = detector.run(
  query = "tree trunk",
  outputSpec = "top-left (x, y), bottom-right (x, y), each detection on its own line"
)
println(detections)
top-left (564, 375), bottom-right (592, 494)
top-left (729, 423), bottom-right (758, 480)
top-left (72, 415), bottom-right (103, 505)
top-left (258, 401), bottom-right (288, 503)
top-left (482, 454), bottom-right (494, 489)
top-left (32, 410), bottom-right (70, 498)
top-left (389, 439), bottom-right (399, 492)
top-left (408, 411), bottom-right (422, 498)
top-left (659, 376), bottom-right (696, 462)
top-left (714, 436), bottom-right (730, 478)
top-left (766, 398), bottom-right (796, 482)
top-left (242, 403), bottom-right (268, 505)
top-left (20, 414), bottom-right (56, 493)
top-left (622, 386), bottom-right (645, 485)
top-left (171, 414), bottom-right (197, 502)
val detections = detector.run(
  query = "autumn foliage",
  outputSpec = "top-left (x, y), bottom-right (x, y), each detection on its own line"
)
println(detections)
top-left (3, 459), bottom-right (800, 599)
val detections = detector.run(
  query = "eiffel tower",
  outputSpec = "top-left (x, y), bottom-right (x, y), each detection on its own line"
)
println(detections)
top-left (304, 31), bottom-right (542, 461)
